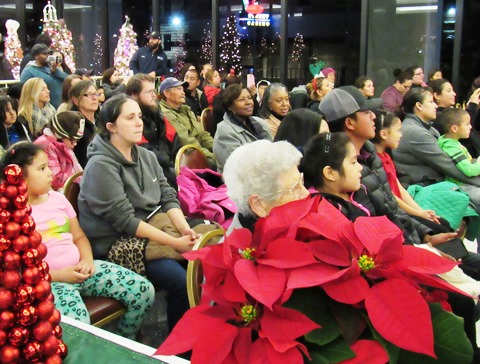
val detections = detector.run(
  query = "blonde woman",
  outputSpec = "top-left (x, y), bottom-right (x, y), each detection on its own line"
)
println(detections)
top-left (17, 77), bottom-right (56, 138)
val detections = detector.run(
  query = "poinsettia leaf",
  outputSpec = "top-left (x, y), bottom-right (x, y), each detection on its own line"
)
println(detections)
top-left (284, 288), bottom-right (340, 346)
top-left (365, 278), bottom-right (435, 357)
top-left (229, 327), bottom-right (252, 364)
top-left (155, 305), bottom-right (238, 364)
top-left (287, 263), bottom-right (345, 290)
top-left (427, 302), bottom-right (473, 363)
top-left (338, 339), bottom-right (389, 364)
top-left (183, 245), bottom-right (213, 261)
top-left (330, 300), bottom-right (367, 345)
top-left (309, 351), bottom-right (330, 364)
top-left (260, 196), bottom-right (318, 241)
top-left (401, 245), bottom-right (457, 274)
top-left (201, 270), bottom-right (247, 304)
top-left (353, 216), bottom-right (403, 263)
top-left (260, 304), bottom-right (320, 341)
top-left (307, 238), bottom-right (351, 266)
top-left (235, 260), bottom-right (286, 308)
top-left (323, 274), bottom-right (370, 304)
top-left (311, 336), bottom-right (356, 363)
top-left (226, 228), bottom-right (253, 251)
top-left (257, 238), bottom-right (317, 268)
top-left (406, 270), bottom-right (474, 298)
top-left (296, 213), bottom-right (349, 242)
top-left (250, 337), bottom-right (304, 364)
top-left (392, 303), bottom-right (473, 364)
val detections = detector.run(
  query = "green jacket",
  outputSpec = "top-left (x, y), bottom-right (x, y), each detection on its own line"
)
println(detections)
top-left (160, 100), bottom-right (215, 161)
top-left (437, 135), bottom-right (480, 183)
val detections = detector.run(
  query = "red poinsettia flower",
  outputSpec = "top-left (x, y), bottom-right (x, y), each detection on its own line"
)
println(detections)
top-left (287, 215), bottom-right (462, 357)
top-left (185, 227), bottom-right (318, 309)
top-left (155, 298), bottom-right (319, 364)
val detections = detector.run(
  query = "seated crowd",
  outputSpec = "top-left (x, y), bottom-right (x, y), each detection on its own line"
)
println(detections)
top-left (4, 39), bottom-right (480, 361)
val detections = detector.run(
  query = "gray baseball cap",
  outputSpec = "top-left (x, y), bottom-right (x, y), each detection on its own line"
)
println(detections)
top-left (319, 86), bottom-right (383, 122)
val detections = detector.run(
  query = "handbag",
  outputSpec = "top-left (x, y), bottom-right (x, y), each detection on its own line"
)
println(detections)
top-left (144, 213), bottom-right (221, 261)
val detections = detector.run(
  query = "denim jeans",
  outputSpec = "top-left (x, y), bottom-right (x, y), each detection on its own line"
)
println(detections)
top-left (145, 258), bottom-right (189, 332)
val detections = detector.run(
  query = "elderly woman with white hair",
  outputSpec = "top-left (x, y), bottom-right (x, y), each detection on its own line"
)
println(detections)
top-left (223, 139), bottom-right (309, 230)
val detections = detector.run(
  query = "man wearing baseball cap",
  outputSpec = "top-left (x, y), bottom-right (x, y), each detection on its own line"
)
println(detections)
top-left (159, 77), bottom-right (216, 167)
top-left (129, 31), bottom-right (168, 78)
top-left (20, 43), bottom-right (67, 108)
top-left (319, 86), bottom-right (459, 248)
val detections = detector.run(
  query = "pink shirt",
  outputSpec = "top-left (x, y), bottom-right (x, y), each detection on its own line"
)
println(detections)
top-left (30, 191), bottom-right (80, 270)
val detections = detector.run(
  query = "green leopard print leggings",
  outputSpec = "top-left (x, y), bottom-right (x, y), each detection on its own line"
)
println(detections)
top-left (51, 260), bottom-right (155, 339)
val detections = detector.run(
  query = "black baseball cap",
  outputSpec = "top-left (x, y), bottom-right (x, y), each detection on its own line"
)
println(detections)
top-left (319, 86), bottom-right (383, 122)
top-left (31, 43), bottom-right (52, 57)
top-left (148, 31), bottom-right (161, 39)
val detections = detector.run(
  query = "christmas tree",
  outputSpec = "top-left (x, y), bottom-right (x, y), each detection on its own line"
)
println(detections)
top-left (114, 16), bottom-right (138, 76)
top-left (200, 24), bottom-right (212, 64)
top-left (42, 2), bottom-right (76, 72)
top-left (0, 165), bottom-right (67, 363)
top-left (4, 20), bottom-right (22, 80)
top-left (219, 15), bottom-right (241, 73)
top-left (291, 33), bottom-right (305, 62)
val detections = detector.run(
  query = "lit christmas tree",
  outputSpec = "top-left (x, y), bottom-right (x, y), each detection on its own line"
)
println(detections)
top-left (42, 2), bottom-right (76, 71)
top-left (4, 19), bottom-right (22, 80)
top-left (219, 15), bottom-right (241, 73)
top-left (92, 33), bottom-right (103, 71)
top-left (114, 16), bottom-right (138, 76)
top-left (291, 33), bottom-right (305, 62)
top-left (200, 24), bottom-right (212, 63)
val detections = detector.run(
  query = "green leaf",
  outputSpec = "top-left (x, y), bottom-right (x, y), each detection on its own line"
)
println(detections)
top-left (329, 300), bottom-right (367, 345)
top-left (306, 338), bottom-right (355, 363)
top-left (284, 288), bottom-right (340, 345)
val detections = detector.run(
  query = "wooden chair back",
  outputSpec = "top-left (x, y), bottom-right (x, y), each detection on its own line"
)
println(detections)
top-left (200, 107), bottom-right (215, 135)
top-left (186, 229), bottom-right (225, 307)
top-left (174, 144), bottom-right (210, 176)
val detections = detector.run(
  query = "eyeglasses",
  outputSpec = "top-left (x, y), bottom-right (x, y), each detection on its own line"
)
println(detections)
top-left (414, 72), bottom-right (424, 76)
top-left (262, 173), bottom-right (305, 200)
top-left (83, 93), bottom-right (101, 99)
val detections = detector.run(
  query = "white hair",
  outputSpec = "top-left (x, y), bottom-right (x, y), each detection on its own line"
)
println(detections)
top-left (223, 140), bottom-right (302, 216)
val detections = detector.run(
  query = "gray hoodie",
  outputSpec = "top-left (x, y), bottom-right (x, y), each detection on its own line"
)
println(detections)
top-left (78, 134), bottom-right (180, 258)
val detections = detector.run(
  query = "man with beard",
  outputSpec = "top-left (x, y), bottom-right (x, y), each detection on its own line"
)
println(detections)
top-left (20, 43), bottom-right (67, 108)
top-left (126, 74), bottom-right (180, 189)
top-left (129, 31), bottom-right (168, 78)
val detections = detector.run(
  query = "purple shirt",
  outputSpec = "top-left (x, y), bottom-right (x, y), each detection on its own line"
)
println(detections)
top-left (381, 86), bottom-right (403, 113)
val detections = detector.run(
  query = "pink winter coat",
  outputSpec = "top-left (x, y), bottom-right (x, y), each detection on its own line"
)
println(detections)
top-left (34, 129), bottom-right (82, 190)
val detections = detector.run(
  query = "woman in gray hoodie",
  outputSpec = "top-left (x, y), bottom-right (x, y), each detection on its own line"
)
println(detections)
top-left (78, 94), bottom-right (197, 331)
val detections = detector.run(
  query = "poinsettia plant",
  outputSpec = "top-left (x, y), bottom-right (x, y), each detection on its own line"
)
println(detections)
top-left (155, 195), bottom-right (474, 363)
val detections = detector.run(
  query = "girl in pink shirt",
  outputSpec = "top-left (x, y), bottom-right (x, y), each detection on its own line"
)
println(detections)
top-left (0, 142), bottom-right (154, 339)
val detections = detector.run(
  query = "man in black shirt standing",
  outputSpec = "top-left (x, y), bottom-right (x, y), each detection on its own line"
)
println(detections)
top-left (183, 69), bottom-right (208, 120)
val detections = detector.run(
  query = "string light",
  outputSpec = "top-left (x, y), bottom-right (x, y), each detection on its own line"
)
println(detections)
top-left (291, 33), bottom-right (305, 62)
top-left (93, 33), bottom-right (103, 71)
top-left (113, 16), bottom-right (138, 76)
top-left (200, 23), bottom-right (212, 63)
top-left (219, 15), bottom-right (241, 73)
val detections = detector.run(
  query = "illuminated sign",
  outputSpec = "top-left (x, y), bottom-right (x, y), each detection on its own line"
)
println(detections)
top-left (239, 13), bottom-right (271, 27)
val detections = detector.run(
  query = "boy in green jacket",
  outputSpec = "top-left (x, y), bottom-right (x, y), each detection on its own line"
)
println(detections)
top-left (437, 108), bottom-right (480, 206)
